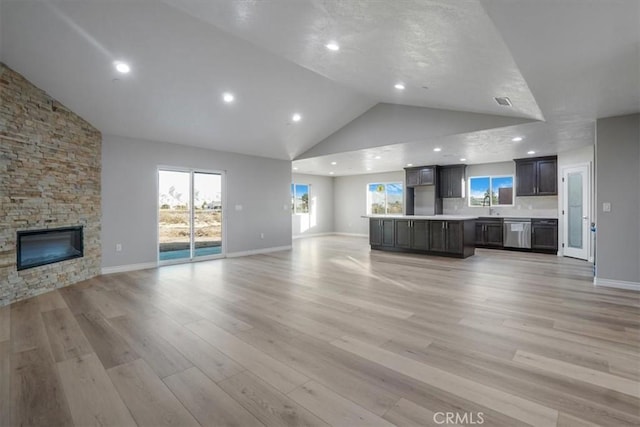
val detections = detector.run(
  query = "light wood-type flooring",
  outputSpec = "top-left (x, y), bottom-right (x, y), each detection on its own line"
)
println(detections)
top-left (1, 236), bottom-right (639, 427)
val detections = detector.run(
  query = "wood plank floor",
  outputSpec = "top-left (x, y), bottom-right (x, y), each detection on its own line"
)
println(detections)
top-left (2, 236), bottom-right (639, 427)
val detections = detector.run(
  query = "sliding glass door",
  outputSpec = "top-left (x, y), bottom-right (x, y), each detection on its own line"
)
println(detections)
top-left (193, 172), bottom-right (222, 258)
top-left (158, 169), bottom-right (224, 263)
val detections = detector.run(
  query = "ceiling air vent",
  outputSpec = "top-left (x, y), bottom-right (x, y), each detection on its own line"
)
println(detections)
top-left (494, 96), bottom-right (512, 107)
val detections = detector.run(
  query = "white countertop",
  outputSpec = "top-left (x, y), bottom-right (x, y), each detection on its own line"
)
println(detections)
top-left (363, 215), bottom-right (479, 220)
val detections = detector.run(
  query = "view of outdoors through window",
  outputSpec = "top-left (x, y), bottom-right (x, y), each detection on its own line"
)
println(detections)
top-left (367, 182), bottom-right (403, 214)
top-left (291, 183), bottom-right (309, 214)
top-left (469, 176), bottom-right (514, 206)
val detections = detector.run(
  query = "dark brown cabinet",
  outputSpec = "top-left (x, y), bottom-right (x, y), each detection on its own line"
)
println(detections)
top-left (369, 218), bottom-right (394, 247)
top-left (406, 166), bottom-right (435, 187)
top-left (370, 218), bottom-right (475, 258)
top-left (438, 165), bottom-right (466, 198)
top-left (475, 218), bottom-right (504, 247)
top-left (429, 221), bottom-right (463, 254)
top-left (531, 219), bottom-right (558, 252)
top-left (515, 156), bottom-right (557, 196)
top-left (395, 219), bottom-right (429, 250)
top-left (394, 220), bottom-right (412, 249)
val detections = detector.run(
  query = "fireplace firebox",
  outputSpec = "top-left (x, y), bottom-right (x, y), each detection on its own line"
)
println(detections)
top-left (17, 226), bottom-right (84, 271)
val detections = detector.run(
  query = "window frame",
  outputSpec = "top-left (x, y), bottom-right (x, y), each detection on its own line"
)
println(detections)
top-left (468, 175), bottom-right (514, 207)
top-left (366, 181), bottom-right (404, 215)
top-left (291, 183), bottom-right (310, 215)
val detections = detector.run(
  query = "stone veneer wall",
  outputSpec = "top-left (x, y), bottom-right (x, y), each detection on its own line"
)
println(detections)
top-left (0, 63), bottom-right (101, 306)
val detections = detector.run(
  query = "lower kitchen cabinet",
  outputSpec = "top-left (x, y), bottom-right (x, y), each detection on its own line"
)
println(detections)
top-left (395, 219), bottom-right (430, 250)
top-left (370, 218), bottom-right (475, 258)
top-left (369, 218), bottom-right (395, 247)
top-left (412, 220), bottom-right (430, 250)
top-left (531, 219), bottom-right (558, 252)
top-left (394, 219), bottom-right (412, 249)
top-left (475, 218), bottom-right (504, 248)
top-left (429, 221), bottom-right (465, 254)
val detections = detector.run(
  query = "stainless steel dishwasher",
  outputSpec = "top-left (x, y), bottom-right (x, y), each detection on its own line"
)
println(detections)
top-left (503, 218), bottom-right (531, 249)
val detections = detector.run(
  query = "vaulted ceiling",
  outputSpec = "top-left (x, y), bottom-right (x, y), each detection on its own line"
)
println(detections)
top-left (1, 0), bottom-right (638, 174)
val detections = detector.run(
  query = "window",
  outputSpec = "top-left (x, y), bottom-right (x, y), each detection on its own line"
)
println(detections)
top-left (291, 183), bottom-right (309, 214)
top-left (367, 182), bottom-right (403, 215)
top-left (469, 176), bottom-right (514, 207)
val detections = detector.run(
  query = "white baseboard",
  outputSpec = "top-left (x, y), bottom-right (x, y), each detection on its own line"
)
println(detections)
top-left (293, 232), bottom-right (334, 240)
top-left (594, 277), bottom-right (640, 291)
top-left (101, 262), bottom-right (157, 275)
top-left (226, 245), bottom-right (292, 258)
top-left (101, 245), bottom-right (293, 273)
top-left (293, 232), bottom-right (368, 239)
top-left (332, 232), bottom-right (368, 238)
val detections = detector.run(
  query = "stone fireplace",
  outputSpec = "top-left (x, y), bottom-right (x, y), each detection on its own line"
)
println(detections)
top-left (0, 63), bottom-right (101, 306)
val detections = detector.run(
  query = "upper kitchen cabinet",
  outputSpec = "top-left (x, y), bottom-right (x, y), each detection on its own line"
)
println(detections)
top-left (514, 156), bottom-right (557, 196)
top-left (438, 165), bottom-right (466, 198)
top-left (405, 166), bottom-right (435, 187)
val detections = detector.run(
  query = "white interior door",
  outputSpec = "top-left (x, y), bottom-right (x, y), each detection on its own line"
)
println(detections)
top-left (563, 165), bottom-right (590, 260)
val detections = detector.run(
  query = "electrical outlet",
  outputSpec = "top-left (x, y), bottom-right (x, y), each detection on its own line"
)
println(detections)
top-left (602, 202), bottom-right (611, 212)
top-left (115, 243), bottom-right (122, 252)
top-left (235, 204), bottom-right (243, 211)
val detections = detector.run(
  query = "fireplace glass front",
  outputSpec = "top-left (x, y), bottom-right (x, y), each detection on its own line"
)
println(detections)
top-left (17, 227), bottom-right (83, 270)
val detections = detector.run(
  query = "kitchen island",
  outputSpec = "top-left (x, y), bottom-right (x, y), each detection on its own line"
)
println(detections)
top-left (365, 215), bottom-right (478, 258)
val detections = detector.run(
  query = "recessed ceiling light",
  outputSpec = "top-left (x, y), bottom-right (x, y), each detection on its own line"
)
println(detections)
top-left (331, 161), bottom-right (337, 165)
top-left (433, 147), bottom-right (442, 152)
top-left (293, 167), bottom-right (298, 170)
top-left (222, 92), bottom-right (234, 103)
top-left (292, 113), bottom-right (302, 122)
top-left (374, 156), bottom-right (381, 160)
top-left (406, 163), bottom-right (413, 167)
top-left (527, 150), bottom-right (536, 155)
top-left (366, 167), bottom-right (372, 171)
top-left (114, 61), bottom-right (130, 74)
top-left (512, 136), bottom-right (523, 142)
top-left (325, 42), bottom-right (340, 51)
top-left (394, 83), bottom-right (405, 90)
top-left (460, 158), bottom-right (467, 162)
top-left (329, 171), bottom-right (335, 175)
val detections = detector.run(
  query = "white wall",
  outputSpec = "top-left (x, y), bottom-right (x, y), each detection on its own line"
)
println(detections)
top-left (443, 161), bottom-right (558, 218)
top-left (292, 173), bottom-right (334, 238)
top-left (333, 171), bottom-right (404, 235)
top-left (595, 114), bottom-right (640, 287)
top-left (557, 145), bottom-right (595, 259)
top-left (101, 135), bottom-right (292, 269)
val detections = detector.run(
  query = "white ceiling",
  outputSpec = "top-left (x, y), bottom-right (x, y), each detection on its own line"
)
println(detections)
top-left (1, 0), bottom-right (638, 173)
top-left (0, 1), bottom-right (374, 160)
top-left (162, 0), bottom-right (543, 120)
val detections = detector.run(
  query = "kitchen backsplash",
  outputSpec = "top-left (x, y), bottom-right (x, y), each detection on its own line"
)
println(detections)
top-left (443, 195), bottom-right (558, 218)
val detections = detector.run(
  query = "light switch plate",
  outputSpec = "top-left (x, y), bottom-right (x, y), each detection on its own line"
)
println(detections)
top-left (602, 202), bottom-right (611, 212)
top-left (235, 204), bottom-right (243, 211)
